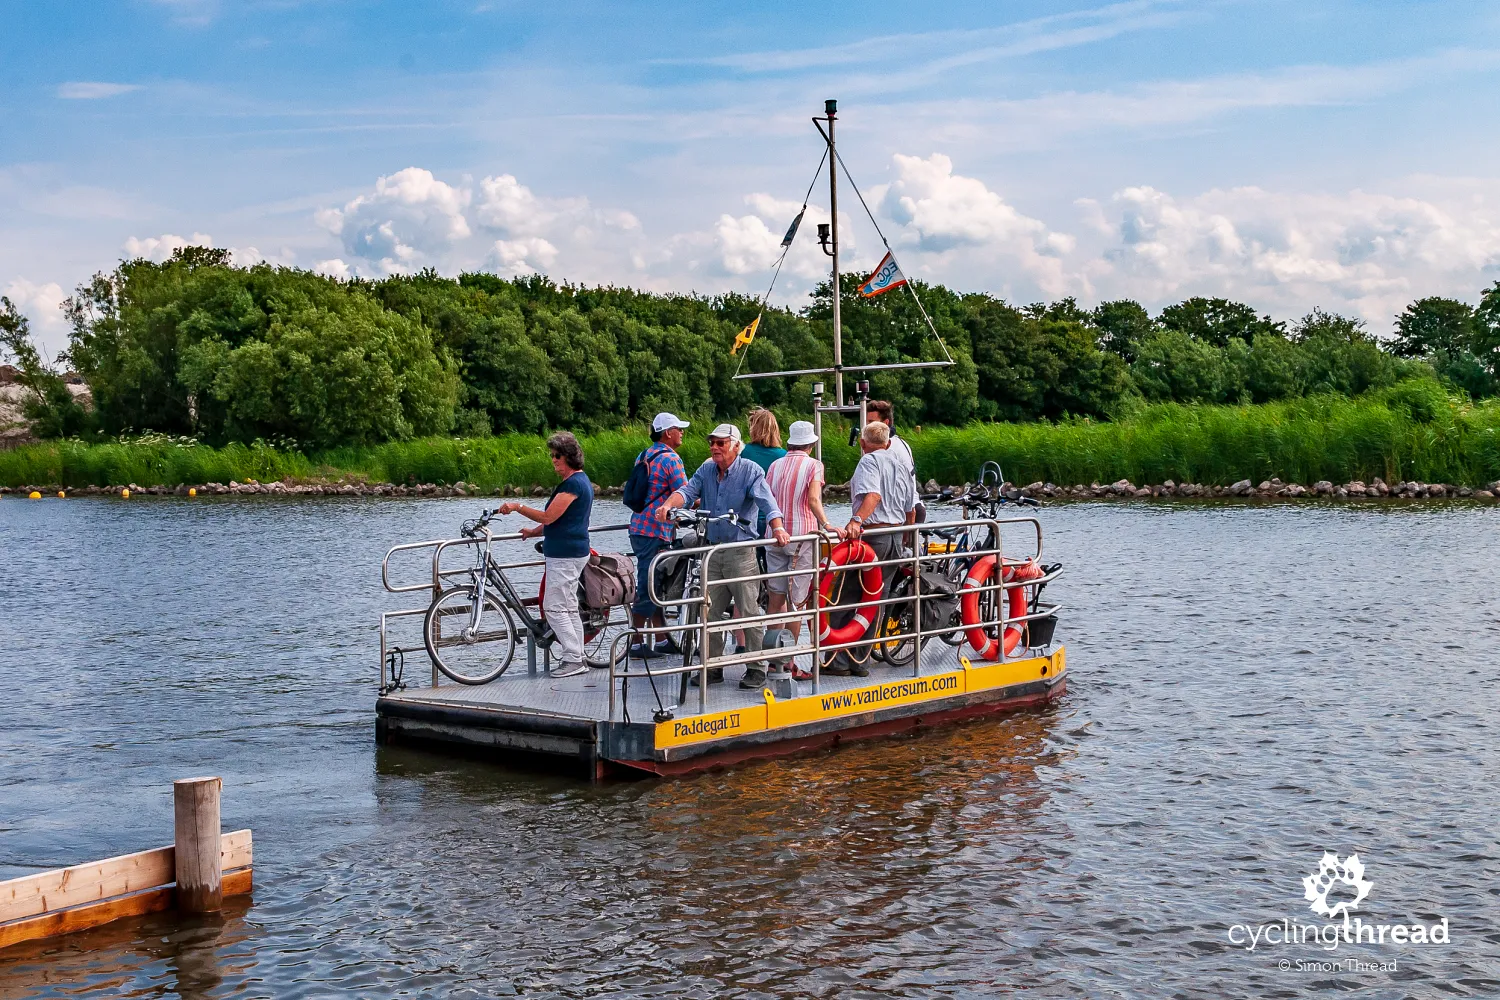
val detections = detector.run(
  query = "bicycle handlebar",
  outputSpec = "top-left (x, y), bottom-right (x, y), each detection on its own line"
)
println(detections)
top-left (920, 485), bottom-right (1042, 509)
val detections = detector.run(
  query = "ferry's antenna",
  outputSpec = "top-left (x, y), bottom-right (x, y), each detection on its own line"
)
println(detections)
top-left (821, 99), bottom-right (843, 407)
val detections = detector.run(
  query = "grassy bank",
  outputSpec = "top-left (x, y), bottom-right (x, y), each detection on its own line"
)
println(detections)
top-left (5, 385), bottom-right (1500, 490)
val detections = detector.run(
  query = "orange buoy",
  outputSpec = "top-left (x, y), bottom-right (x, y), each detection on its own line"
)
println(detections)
top-left (817, 539), bottom-right (884, 647)
top-left (959, 557), bottom-right (1043, 660)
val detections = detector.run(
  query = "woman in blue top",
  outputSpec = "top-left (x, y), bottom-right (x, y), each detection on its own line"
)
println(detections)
top-left (497, 431), bottom-right (594, 677)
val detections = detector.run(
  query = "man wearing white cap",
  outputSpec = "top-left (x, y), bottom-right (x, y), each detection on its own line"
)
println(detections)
top-left (626, 412), bottom-right (691, 658)
top-left (656, 422), bottom-right (791, 689)
top-left (762, 420), bottom-right (840, 679)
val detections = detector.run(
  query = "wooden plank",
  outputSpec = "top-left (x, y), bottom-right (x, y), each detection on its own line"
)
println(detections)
top-left (0, 831), bottom-right (253, 925)
top-left (0, 885), bottom-right (174, 950)
top-left (0, 866), bottom-right (253, 951)
top-left (222, 866), bottom-right (253, 896)
top-left (0, 847), bottom-right (173, 925)
top-left (221, 829), bottom-right (253, 871)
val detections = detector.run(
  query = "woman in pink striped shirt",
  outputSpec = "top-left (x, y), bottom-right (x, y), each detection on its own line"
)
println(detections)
top-left (763, 420), bottom-right (842, 679)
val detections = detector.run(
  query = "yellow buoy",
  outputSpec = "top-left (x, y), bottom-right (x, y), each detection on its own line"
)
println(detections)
top-left (57, 491), bottom-right (66, 499)
top-left (28, 491), bottom-right (41, 499)
top-left (188, 487), bottom-right (197, 497)
top-left (121, 489), bottom-right (131, 498)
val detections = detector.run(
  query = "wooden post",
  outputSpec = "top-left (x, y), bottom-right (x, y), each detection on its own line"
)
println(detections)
top-left (173, 776), bottom-right (222, 913)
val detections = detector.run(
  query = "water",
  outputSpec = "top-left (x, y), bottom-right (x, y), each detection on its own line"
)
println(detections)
top-left (1, 495), bottom-right (1497, 998)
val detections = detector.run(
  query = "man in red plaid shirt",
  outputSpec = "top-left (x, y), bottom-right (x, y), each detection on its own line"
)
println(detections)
top-left (628, 412), bottom-right (691, 658)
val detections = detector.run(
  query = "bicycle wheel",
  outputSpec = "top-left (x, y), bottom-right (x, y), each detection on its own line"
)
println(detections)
top-left (581, 601), bottom-right (632, 669)
top-left (939, 562), bottom-right (970, 645)
top-left (424, 585), bottom-right (519, 685)
top-left (674, 600), bottom-right (701, 665)
top-left (875, 575), bottom-right (927, 667)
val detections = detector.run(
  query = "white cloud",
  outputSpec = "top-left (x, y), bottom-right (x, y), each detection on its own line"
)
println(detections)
top-left (316, 167), bottom-right (471, 273)
top-left (314, 168), bottom-right (647, 279)
top-left (123, 232), bottom-right (214, 261)
top-left (489, 238), bottom-right (559, 274)
top-left (881, 153), bottom-right (1051, 252)
top-left (4, 279), bottom-right (70, 362)
top-left (228, 246), bottom-right (295, 268)
top-left (1078, 182), bottom-right (1500, 325)
top-left (57, 82), bottom-right (141, 100)
top-left (313, 258), bottom-right (352, 279)
top-left (871, 153), bottom-right (1074, 295)
top-left (474, 173), bottom-right (639, 240)
top-left (4, 279), bottom-right (67, 331)
top-left (713, 214), bottom-right (780, 276)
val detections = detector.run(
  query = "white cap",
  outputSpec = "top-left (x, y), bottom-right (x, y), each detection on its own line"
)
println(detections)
top-left (787, 420), bottom-right (818, 447)
top-left (652, 412), bottom-right (690, 433)
top-left (708, 423), bottom-right (742, 443)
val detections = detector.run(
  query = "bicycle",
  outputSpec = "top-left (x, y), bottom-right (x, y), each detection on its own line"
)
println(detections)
top-left (422, 509), bottom-right (630, 685)
top-left (872, 473), bottom-right (1045, 664)
top-left (648, 507), bottom-right (749, 694)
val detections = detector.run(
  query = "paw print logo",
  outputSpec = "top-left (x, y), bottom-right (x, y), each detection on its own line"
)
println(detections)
top-left (1302, 852), bottom-right (1373, 918)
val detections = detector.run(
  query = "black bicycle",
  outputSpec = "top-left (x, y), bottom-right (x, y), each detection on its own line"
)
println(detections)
top-left (872, 471), bottom-right (1044, 664)
top-left (422, 509), bottom-right (629, 684)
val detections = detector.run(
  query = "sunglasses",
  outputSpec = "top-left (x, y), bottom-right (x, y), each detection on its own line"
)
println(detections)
top-left (708, 436), bottom-right (733, 446)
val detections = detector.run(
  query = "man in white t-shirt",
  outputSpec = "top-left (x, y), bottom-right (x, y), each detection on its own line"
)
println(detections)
top-left (868, 399), bottom-right (922, 522)
top-left (835, 420), bottom-right (916, 675)
top-left (762, 420), bottom-right (840, 679)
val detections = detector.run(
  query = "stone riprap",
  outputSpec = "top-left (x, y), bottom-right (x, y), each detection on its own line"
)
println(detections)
top-left (3, 477), bottom-right (1497, 500)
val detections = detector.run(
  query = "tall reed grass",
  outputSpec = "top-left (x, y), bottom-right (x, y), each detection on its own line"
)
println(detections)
top-left (5, 382), bottom-right (1499, 489)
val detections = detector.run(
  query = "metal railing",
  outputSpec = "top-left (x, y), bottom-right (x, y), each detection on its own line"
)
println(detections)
top-left (378, 521), bottom-right (630, 692)
top-left (606, 516), bottom-right (1062, 720)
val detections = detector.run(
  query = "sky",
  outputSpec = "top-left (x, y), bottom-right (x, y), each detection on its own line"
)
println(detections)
top-left (5, 0), bottom-right (1500, 358)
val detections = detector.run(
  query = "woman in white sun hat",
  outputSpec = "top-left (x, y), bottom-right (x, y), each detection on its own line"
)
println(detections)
top-left (762, 420), bottom-right (841, 680)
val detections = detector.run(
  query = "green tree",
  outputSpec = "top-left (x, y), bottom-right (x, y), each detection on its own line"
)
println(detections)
top-left (1392, 297), bottom-right (1477, 358)
top-left (67, 249), bottom-right (458, 446)
top-left (1092, 299), bottom-right (1156, 363)
top-left (1159, 296), bottom-right (1285, 347)
top-left (1131, 329), bottom-right (1238, 403)
top-left (967, 295), bottom-right (1130, 420)
top-left (0, 296), bottom-right (92, 438)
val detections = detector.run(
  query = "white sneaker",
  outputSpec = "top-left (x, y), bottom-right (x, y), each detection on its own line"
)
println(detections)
top-left (551, 661), bottom-right (588, 678)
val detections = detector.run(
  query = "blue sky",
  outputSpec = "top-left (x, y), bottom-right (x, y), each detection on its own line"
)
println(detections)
top-left (5, 0), bottom-right (1500, 355)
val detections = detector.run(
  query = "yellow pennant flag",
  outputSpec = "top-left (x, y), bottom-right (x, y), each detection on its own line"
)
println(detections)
top-left (730, 314), bottom-right (761, 356)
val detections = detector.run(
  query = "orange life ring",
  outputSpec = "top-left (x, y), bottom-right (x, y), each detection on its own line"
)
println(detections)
top-left (959, 556), bottom-right (1043, 660)
top-left (817, 540), bottom-right (884, 646)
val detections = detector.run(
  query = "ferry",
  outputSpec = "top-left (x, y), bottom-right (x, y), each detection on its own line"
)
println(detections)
top-left (374, 101), bottom-right (1067, 778)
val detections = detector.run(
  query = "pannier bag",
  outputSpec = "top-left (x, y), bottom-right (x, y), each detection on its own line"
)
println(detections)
top-left (651, 526), bottom-right (702, 606)
top-left (918, 570), bottom-right (960, 632)
top-left (583, 551), bottom-right (637, 610)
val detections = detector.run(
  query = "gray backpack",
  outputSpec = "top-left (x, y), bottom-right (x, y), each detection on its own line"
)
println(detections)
top-left (582, 551), bottom-right (636, 610)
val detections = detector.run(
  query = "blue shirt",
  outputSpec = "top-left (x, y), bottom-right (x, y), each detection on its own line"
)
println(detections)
top-left (741, 442), bottom-right (786, 472)
top-left (543, 471), bottom-right (593, 558)
top-left (676, 455), bottom-right (784, 544)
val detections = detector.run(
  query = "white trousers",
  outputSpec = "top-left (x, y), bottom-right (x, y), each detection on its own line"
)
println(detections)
top-left (543, 555), bottom-right (590, 665)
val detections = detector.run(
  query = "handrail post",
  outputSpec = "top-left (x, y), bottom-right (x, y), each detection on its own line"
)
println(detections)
top-left (994, 518), bottom-right (1007, 664)
top-left (699, 548), bottom-right (712, 714)
top-left (173, 776), bottom-right (222, 914)
top-left (811, 538), bottom-right (822, 694)
top-left (911, 527), bottom-right (922, 678)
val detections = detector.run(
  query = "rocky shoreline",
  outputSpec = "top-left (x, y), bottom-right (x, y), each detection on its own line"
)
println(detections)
top-left (4, 475), bottom-right (1499, 501)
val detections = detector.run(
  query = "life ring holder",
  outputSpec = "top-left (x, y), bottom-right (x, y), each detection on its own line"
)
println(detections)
top-left (817, 539), bottom-right (884, 659)
top-left (959, 556), bottom-right (1042, 661)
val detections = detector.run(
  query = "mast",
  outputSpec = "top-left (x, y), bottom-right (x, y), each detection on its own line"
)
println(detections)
top-left (733, 98), bottom-right (952, 463)
top-left (826, 99), bottom-right (843, 407)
